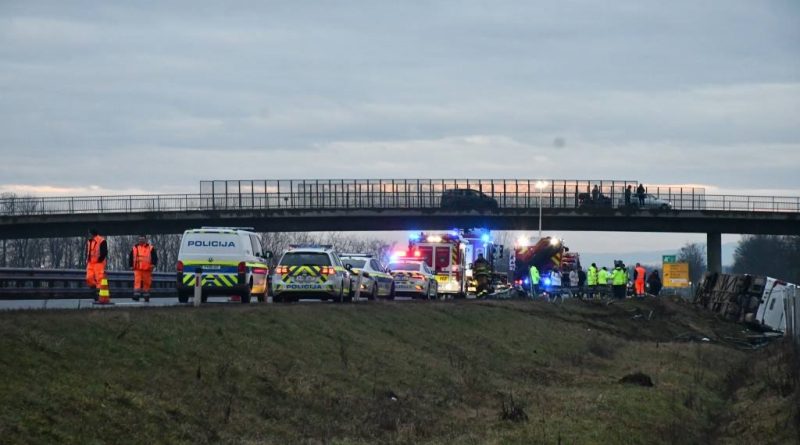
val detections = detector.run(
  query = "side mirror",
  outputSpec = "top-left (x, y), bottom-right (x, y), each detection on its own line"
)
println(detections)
top-left (362, 271), bottom-right (370, 278)
top-left (262, 251), bottom-right (274, 259)
top-left (344, 264), bottom-right (352, 271)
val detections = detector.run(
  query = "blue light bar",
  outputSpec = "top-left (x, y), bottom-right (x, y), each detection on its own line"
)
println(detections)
top-left (481, 234), bottom-right (491, 243)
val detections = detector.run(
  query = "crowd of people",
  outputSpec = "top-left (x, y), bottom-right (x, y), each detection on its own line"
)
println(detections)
top-left (527, 260), bottom-right (663, 300)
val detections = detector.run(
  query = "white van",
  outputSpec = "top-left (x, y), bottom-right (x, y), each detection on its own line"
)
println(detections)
top-left (176, 227), bottom-right (272, 303)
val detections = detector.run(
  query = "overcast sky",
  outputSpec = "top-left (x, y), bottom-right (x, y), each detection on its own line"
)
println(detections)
top-left (1, 1), bottom-right (798, 253)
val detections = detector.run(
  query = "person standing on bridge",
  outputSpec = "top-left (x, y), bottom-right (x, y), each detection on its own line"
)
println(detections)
top-left (634, 263), bottom-right (646, 298)
top-left (637, 184), bottom-right (646, 206)
top-left (591, 185), bottom-right (600, 203)
top-left (624, 185), bottom-right (632, 206)
top-left (85, 228), bottom-right (108, 300)
top-left (129, 235), bottom-right (158, 302)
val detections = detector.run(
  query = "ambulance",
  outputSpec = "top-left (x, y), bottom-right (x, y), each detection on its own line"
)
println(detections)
top-left (176, 227), bottom-right (271, 303)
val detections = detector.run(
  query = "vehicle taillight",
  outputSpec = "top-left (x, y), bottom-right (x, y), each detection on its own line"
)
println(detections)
top-left (322, 266), bottom-right (336, 275)
top-left (177, 261), bottom-right (184, 273)
top-left (238, 262), bottom-right (246, 274)
top-left (276, 266), bottom-right (288, 274)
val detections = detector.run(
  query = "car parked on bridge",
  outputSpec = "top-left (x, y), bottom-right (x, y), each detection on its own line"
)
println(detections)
top-left (176, 227), bottom-right (271, 304)
top-left (340, 254), bottom-right (395, 300)
top-left (440, 188), bottom-right (498, 211)
top-left (618, 193), bottom-right (673, 210)
top-left (271, 245), bottom-right (353, 303)
top-left (388, 259), bottom-right (438, 299)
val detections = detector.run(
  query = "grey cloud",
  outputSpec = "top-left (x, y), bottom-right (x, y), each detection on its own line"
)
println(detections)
top-left (0, 0), bottom-right (798, 194)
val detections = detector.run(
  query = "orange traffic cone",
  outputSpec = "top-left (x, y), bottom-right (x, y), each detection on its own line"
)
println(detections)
top-left (97, 278), bottom-right (112, 304)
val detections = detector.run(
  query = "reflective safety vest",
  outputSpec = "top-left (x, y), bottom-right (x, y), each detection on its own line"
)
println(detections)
top-left (132, 244), bottom-right (154, 271)
top-left (612, 268), bottom-right (627, 285)
top-left (598, 269), bottom-right (609, 285)
top-left (635, 266), bottom-right (646, 283)
top-left (529, 265), bottom-right (540, 284)
top-left (587, 266), bottom-right (598, 286)
top-left (86, 235), bottom-right (106, 264)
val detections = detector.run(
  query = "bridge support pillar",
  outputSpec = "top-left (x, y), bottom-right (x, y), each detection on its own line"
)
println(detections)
top-left (707, 232), bottom-right (722, 274)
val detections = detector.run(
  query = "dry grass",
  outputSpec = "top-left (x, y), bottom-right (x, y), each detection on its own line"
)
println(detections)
top-left (0, 298), bottom-right (795, 444)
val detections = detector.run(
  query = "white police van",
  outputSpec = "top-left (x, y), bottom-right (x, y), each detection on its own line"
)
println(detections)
top-left (176, 227), bottom-right (272, 303)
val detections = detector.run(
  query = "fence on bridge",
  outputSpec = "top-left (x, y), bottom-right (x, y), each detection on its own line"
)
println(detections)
top-left (1, 179), bottom-right (798, 216)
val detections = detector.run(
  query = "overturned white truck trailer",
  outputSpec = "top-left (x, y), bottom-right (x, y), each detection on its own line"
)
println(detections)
top-left (694, 273), bottom-right (797, 333)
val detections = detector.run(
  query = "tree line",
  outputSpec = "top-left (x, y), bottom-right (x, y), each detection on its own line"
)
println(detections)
top-left (0, 232), bottom-right (398, 272)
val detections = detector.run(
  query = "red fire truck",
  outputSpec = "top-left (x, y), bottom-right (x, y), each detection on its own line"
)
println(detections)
top-left (405, 230), bottom-right (495, 297)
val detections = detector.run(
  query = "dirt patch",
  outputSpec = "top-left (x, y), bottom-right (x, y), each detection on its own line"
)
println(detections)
top-left (619, 372), bottom-right (654, 387)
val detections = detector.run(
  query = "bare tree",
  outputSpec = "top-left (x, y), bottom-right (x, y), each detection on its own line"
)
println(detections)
top-left (678, 242), bottom-right (706, 286)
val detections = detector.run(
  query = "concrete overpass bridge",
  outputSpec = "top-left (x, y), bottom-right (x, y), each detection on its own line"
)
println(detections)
top-left (1, 179), bottom-right (798, 273)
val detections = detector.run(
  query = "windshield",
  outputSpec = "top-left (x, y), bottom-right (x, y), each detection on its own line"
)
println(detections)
top-left (342, 259), bottom-right (366, 268)
top-left (280, 252), bottom-right (331, 266)
top-left (389, 262), bottom-right (422, 271)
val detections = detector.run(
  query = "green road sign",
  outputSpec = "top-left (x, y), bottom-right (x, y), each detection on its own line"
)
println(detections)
top-left (662, 255), bottom-right (677, 263)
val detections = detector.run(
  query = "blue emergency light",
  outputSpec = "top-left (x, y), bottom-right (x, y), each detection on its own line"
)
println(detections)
top-left (481, 234), bottom-right (491, 243)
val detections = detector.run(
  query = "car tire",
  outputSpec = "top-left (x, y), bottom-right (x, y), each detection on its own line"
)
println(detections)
top-left (274, 294), bottom-right (283, 303)
top-left (388, 283), bottom-right (396, 300)
top-left (178, 293), bottom-right (189, 304)
top-left (660, 204), bottom-right (670, 210)
top-left (369, 284), bottom-right (377, 301)
top-left (257, 293), bottom-right (265, 303)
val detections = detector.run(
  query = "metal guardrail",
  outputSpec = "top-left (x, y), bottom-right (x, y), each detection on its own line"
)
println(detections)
top-left (0, 268), bottom-right (176, 300)
top-left (0, 179), bottom-right (798, 216)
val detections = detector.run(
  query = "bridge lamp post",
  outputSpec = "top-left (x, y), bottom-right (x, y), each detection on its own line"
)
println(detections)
top-left (535, 181), bottom-right (548, 238)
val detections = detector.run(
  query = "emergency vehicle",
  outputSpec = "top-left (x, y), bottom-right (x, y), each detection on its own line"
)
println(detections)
top-left (176, 227), bottom-right (270, 303)
top-left (340, 254), bottom-right (395, 299)
top-left (511, 236), bottom-right (577, 295)
top-left (405, 230), bottom-right (496, 297)
top-left (271, 245), bottom-right (352, 303)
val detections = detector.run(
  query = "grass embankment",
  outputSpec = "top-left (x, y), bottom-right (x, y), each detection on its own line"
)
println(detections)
top-left (0, 298), bottom-right (796, 445)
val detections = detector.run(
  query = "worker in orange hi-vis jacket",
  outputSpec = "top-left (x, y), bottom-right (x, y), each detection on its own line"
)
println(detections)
top-left (634, 263), bottom-right (646, 298)
top-left (85, 228), bottom-right (108, 300)
top-left (129, 235), bottom-right (158, 302)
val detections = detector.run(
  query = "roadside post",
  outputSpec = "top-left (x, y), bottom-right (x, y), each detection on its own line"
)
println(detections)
top-left (193, 267), bottom-right (202, 307)
top-left (353, 271), bottom-right (364, 302)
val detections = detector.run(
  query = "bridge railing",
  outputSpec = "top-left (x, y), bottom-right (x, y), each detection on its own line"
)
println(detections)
top-left (1, 179), bottom-right (798, 216)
